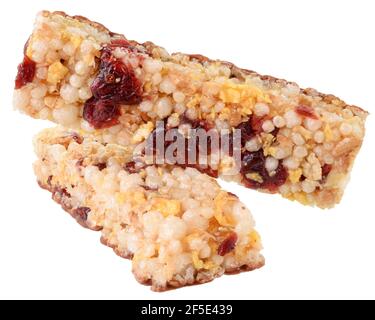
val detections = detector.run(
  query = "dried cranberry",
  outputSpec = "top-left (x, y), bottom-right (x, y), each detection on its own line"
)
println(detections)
top-left (241, 149), bottom-right (288, 191)
top-left (263, 165), bottom-right (288, 191)
top-left (143, 185), bottom-right (157, 191)
top-left (91, 46), bottom-right (142, 105)
top-left (124, 160), bottom-right (148, 174)
top-left (236, 120), bottom-right (255, 147)
top-left (321, 164), bottom-right (332, 183)
top-left (124, 161), bottom-right (138, 173)
top-left (180, 114), bottom-right (213, 131)
top-left (218, 232), bottom-right (238, 256)
top-left (47, 176), bottom-right (53, 186)
top-left (108, 39), bottom-right (131, 48)
top-left (295, 105), bottom-right (318, 119)
top-left (251, 115), bottom-right (265, 133)
top-left (54, 186), bottom-right (71, 199)
top-left (73, 207), bottom-right (91, 221)
top-left (83, 98), bottom-right (121, 129)
top-left (15, 55), bottom-right (36, 89)
top-left (270, 127), bottom-right (280, 137)
top-left (95, 163), bottom-right (107, 171)
top-left (76, 158), bottom-right (85, 169)
top-left (234, 116), bottom-right (266, 147)
top-left (241, 150), bottom-right (266, 177)
top-left (83, 40), bottom-right (143, 128)
top-left (71, 133), bottom-right (83, 144)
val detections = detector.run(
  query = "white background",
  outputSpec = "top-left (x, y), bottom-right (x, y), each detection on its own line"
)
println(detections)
top-left (0, 0), bottom-right (374, 300)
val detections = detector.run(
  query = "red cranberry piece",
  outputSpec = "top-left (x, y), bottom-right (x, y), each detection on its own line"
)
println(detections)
top-left (236, 120), bottom-right (255, 147)
top-left (321, 164), bottom-right (332, 183)
top-left (73, 207), bottom-right (91, 221)
top-left (241, 150), bottom-right (288, 191)
top-left (83, 98), bottom-right (121, 129)
top-left (91, 47), bottom-right (142, 105)
top-left (180, 114), bottom-right (212, 131)
top-left (251, 115), bottom-right (265, 133)
top-left (71, 133), bottom-right (83, 144)
top-left (47, 176), bottom-right (53, 186)
top-left (54, 186), bottom-right (71, 199)
top-left (15, 55), bottom-right (36, 89)
top-left (124, 161), bottom-right (139, 173)
top-left (295, 105), bottom-right (318, 119)
top-left (241, 150), bottom-right (267, 178)
top-left (109, 39), bottom-right (131, 48)
top-left (234, 116), bottom-right (266, 147)
top-left (263, 164), bottom-right (288, 192)
top-left (218, 232), bottom-right (238, 256)
top-left (94, 163), bottom-right (107, 171)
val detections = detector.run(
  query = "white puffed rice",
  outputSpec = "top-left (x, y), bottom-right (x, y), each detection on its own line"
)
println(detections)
top-left (293, 146), bottom-right (308, 158)
top-left (60, 84), bottom-right (79, 104)
top-left (143, 59), bottom-right (163, 73)
top-left (173, 91), bottom-right (185, 103)
top-left (304, 118), bottom-right (322, 131)
top-left (265, 157), bottom-right (279, 173)
top-left (159, 78), bottom-right (176, 94)
top-left (52, 105), bottom-right (79, 125)
top-left (139, 100), bottom-right (153, 112)
top-left (262, 120), bottom-right (275, 133)
top-left (155, 97), bottom-right (173, 118)
top-left (284, 110), bottom-right (302, 128)
top-left (339, 123), bottom-right (353, 136)
top-left (245, 137), bottom-right (261, 152)
top-left (254, 103), bottom-right (270, 117)
top-left (291, 132), bottom-right (305, 146)
top-left (301, 180), bottom-right (317, 193)
top-left (273, 115), bottom-right (286, 128)
top-left (314, 131), bottom-right (325, 143)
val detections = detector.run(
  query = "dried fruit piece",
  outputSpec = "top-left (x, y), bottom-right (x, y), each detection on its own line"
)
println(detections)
top-left (241, 150), bottom-right (288, 191)
top-left (83, 98), bottom-right (121, 129)
top-left (83, 40), bottom-right (143, 129)
top-left (236, 119), bottom-right (255, 147)
top-left (71, 133), bottom-right (83, 144)
top-left (218, 232), bottom-right (238, 256)
top-left (73, 207), bottom-right (91, 221)
top-left (295, 105), bottom-right (318, 119)
top-left (15, 55), bottom-right (36, 89)
top-left (91, 44), bottom-right (142, 104)
top-left (94, 163), bottom-right (107, 171)
top-left (251, 115), bottom-right (265, 134)
top-left (321, 164), bottom-right (332, 183)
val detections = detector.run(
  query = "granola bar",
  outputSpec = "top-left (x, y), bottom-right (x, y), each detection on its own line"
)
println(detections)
top-left (15, 11), bottom-right (368, 208)
top-left (34, 127), bottom-right (264, 291)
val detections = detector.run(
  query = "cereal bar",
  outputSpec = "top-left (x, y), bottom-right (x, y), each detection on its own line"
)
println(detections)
top-left (15, 11), bottom-right (368, 208)
top-left (34, 127), bottom-right (264, 291)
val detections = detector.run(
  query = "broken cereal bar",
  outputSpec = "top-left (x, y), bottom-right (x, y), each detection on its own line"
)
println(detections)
top-left (15, 11), bottom-right (368, 208)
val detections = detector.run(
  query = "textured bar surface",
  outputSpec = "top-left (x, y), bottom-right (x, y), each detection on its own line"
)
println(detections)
top-left (15, 11), bottom-right (368, 208)
top-left (34, 127), bottom-right (264, 291)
